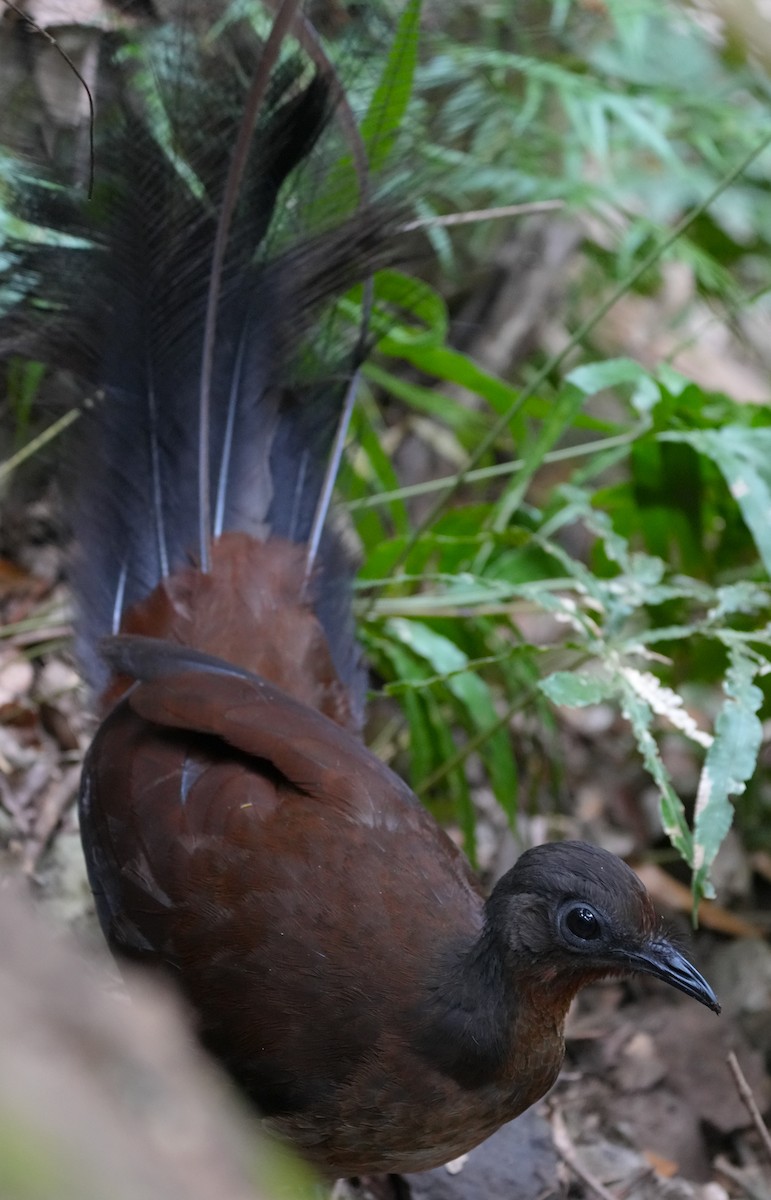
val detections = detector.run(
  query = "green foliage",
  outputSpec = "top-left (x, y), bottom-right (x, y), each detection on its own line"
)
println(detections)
top-left (352, 337), bottom-right (771, 902)
top-left (329, 0), bottom-right (771, 903)
top-left (408, 0), bottom-right (771, 304)
top-left (4, 359), bottom-right (45, 450)
top-left (4, 1), bottom-right (771, 902)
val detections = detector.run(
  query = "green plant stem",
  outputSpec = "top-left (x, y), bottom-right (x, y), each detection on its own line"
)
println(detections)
top-left (346, 421), bottom-right (649, 511)
top-left (0, 408), bottom-right (81, 485)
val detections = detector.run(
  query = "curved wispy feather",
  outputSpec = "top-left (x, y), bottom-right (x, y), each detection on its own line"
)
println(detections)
top-left (1, 9), bottom-right (402, 701)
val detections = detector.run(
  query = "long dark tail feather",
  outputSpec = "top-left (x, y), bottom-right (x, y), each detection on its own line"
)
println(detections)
top-left (2, 12), bottom-right (401, 696)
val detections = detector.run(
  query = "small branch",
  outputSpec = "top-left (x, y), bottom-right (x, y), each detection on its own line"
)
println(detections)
top-left (0, 408), bottom-right (82, 485)
top-left (727, 1051), bottom-right (771, 1165)
top-left (346, 420), bottom-right (650, 512)
top-left (714, 1154), bottom-right (770, 1200)
top-left (400, 199), bottom-right (565, 233)
top-left (24, 764), bottom-right (81, 875)
top-left (1, 1), bottom-right (95, 196)
top-left (550, 1104), bottom-right (619, 1200)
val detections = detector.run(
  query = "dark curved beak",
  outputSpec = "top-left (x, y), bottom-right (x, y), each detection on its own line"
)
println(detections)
top-left (622, 940), bottom-right (721, 1014)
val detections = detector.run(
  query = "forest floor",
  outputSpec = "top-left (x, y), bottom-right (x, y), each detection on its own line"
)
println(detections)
top-left (1, 535), bottom-right (771, 1200)
top-left (2, 3), bottom-right (771, 1198)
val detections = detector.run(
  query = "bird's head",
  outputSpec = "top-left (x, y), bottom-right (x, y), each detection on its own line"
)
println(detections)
top-left (487, 841), bottom-right (719, 1014)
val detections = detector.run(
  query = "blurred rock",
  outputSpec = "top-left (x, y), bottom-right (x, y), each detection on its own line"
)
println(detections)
top-left (709, 830), bottom-right (753, 906)
top-left (404, 1108), bottom-right (562, 1200)
top-left (0, 886), bottom-right (315, 1200)
top-left (615, 1031), bottom-right (667, 1093)
top-left (710, 938), bottom-right (771, 1058)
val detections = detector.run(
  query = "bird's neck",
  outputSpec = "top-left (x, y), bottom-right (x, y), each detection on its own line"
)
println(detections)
top-left (413, 919), bottom-right (572, 1113)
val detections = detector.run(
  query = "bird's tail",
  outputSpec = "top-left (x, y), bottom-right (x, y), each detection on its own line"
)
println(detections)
top-left (4, 7), bottom-right (401, 729)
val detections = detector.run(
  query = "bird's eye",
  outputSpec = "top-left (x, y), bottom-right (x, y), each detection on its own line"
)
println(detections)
top-left (561, 903), bottom-right (603, 943)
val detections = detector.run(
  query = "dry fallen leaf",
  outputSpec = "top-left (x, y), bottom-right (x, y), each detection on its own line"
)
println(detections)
top-left (15, 0), bottom-right (135, 29)
top-left (0, 647), bottom-right (34, 708)
top-left (643, 1150), bottom-right (679, 1179)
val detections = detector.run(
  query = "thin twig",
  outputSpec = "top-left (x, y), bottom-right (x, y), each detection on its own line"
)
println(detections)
top-left (714, 1154), bottom-right (770, 1200)
top-left (0, 408), bottom-right (82, 485)
top-left (1, 1), bottom-right (95, 196)
top-left (400, 199), bottom-right (565, 232)
top-left (10, 626), bottom-right (73, 649)
top-left (346, 420), bottom-right (650, 511)
top-left (24, 764), bottom-right (81, 875)
top-left (550, 1104), bottom-right (619, 1200)
top-left (727, 1051), bottom-right (771, 1165)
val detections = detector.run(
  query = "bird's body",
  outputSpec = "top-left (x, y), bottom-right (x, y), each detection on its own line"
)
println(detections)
top-left (83, 625), bottom-right (633, 1174)
top-left (83, 611), bottom-right (716, 1175)
top-left (84, 598), bottom-right (546, 1175)
top-left (3, 3), bottom-right (719, 1180)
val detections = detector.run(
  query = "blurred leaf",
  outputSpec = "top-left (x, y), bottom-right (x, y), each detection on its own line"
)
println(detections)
top-left (540, 670), bottom-right (611, 708)
top-left (619, 681), bottom-right (693, 864)
top-left (386, 617), bottom-right (518, 820)
top-left (567, 357), bottom-right (660, 414)
top-left (365, 628), bottom-right (476, 856)
top-left (692, 644), bottom-right (764, 905)
top-left (663, 427), bottom-right (771, 576)
top-left (360, 0), bottom-right (422, 171)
